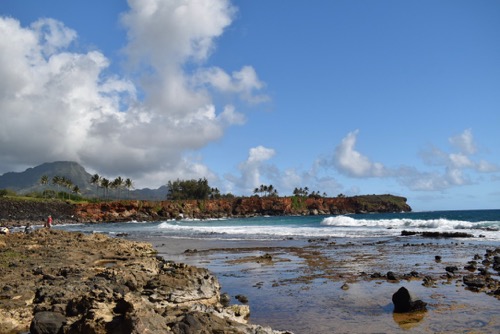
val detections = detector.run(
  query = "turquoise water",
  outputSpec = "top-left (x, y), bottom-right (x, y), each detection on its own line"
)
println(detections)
top-left (54, 209), bottom-right (500, 333)
top-left (56, 209), bottom-right (500, 241)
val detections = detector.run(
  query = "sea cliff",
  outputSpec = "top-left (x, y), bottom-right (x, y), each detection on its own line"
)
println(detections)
top-left (0, 194), bottom-right (411, 225)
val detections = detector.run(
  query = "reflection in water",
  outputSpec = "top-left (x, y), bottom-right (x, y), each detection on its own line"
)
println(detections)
top-left (393, 310), bottom-right (426, 330)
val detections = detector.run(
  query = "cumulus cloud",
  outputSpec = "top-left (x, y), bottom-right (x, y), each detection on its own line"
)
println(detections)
top-left (0, 0), bottom-right (268, 188)
top-left (318, 129), bottom-right (498, 193)
top-left (333, 130), bottom-right (386, 178)
top-left (449, 128), bottom-right (476, 155)
top-left (226, 146), bottom-right (276, 193)
top-left (193, 66), bottom-right (269, 103)
top-left (222, 146), bottom-right (344, 197)
top-left (401, 129), bottom-right (499, 191)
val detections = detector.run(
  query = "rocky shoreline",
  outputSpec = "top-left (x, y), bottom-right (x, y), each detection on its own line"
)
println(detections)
top-left (0, 229), bottom-right (291, 334)
top-left (0, 195), bottom-right (411, 227)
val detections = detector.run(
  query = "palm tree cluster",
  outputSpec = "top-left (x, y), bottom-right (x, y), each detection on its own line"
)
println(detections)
top-left (90, 174), bottom-right (133, 199)
top-left (39, 175), bottom-right (80, 199)
top-left (253, 184), bottom-right (278, 197)
top-left (293, 187), bottom-right (310, 197)
top-left (293, 187), bottom-right (327, 198)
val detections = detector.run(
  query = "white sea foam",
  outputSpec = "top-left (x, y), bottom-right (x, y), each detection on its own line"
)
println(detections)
top-left (320, 215), bottom-right (499, 231)
top-left (157, 221), bottom-right (400, 239)
top-left (53, 211), bottom-right (500, 241)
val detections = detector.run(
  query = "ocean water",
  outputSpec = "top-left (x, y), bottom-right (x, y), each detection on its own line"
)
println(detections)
top-left (56, 209), bottom-right (500, 241)
top-left (54, 209), bottom-right (500, 333)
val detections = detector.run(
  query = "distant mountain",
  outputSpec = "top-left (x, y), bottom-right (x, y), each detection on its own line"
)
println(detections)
top-left (0, 161), bottom-right (168, 200)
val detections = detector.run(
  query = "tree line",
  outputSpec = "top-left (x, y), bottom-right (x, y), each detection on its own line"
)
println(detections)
top-left (37, 174), bottom-right (134, 200)
top-left (90, 174), bottom-right (133, 199)
top-left (39, 175), bottom-right (81, 200)
top-left (166, 178), bottom-right (234, 200)
top-left (34, 174), bottom-right (342, 201)
top-left (166, 180), bottom-right (339, 200)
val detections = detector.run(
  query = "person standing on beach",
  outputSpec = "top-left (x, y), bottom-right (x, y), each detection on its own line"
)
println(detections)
top-left (45, 215), bottom-right (53, 229)
top-left (24, 223), bottom-right (33, 234)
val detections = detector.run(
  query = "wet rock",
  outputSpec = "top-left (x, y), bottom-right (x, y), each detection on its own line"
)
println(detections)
top-left (422, 276), bottom-right (435, 287)
top-left (220, 292), bottom-right (231, 307)
top-left (445, 266), bottom-right (458, 274)
top-left (463, 275), bottom-right (486, 290)
top-left (478, 268), bottom-right (489, 276)
top-left (235, 294), bottom-right (249, 304)
top-left (493, 256), bottom-right (500, 272)
top-left (387, 271), bottom-right (398, 281)
top-left (435, 255), bottom-right (442, 262)
top-left (392, 287), bottom-right (427, 313)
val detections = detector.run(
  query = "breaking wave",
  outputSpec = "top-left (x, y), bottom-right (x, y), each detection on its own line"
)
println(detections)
top-left (320, 215), bottom-right (500, 232)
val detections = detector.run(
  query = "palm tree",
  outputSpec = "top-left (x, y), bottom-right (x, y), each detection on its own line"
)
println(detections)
top-left (90, 174), bottom-right (100, 198)
top-left (267, 185), bottom-right (274, 197)
top-left (72, 185), bottom-right (80, 200)
top-left (112, 176), bottom-right (124, 199)
top-left (125, 178), bottom-right (133, 199)
top-left (52, 176), bottom-right (62, 198)
top-left (100, 178), bottom-right (110, 199)
top-left (62, 177), bottom-right (73, 200)
top-left (40, 175), bottom-right (49, 197)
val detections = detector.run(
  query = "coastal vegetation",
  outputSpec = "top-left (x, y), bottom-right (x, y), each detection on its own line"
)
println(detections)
top-left (0, 162), bottom-right (412, 224)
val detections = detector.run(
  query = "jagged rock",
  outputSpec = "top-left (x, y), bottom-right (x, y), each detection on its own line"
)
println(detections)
top-left (0, 230), bottom-right (288, 333)
top-left (30, 311), bottom-right (66, 334)
top-left (463, 275), bottom-right (486, 289)
top-left (392, 287), bottom-right (427, 313)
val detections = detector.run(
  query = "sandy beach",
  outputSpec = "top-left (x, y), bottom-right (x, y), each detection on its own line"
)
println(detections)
top-left (141, 235), bottom-right (500, 333)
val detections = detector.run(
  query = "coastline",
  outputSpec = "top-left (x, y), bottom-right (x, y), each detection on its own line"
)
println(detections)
top-left (0, 229), bottom-right (291, 333)
top-left (142, 235), bottom-right (500, 333)
top-left (0, 195), bottom-right (412, 227)
top-left (2, 198), bottom-right (499, 333)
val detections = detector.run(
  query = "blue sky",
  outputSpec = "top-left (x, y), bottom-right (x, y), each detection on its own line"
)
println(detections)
top-left (0, 0), bottom-right (499, 211)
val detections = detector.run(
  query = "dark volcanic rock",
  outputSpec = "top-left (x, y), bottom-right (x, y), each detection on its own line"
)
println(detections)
top-left (463, 275), bottom-right (487, 289)
top-left (30, 311), bottom-right (67, 334)
top-left (392, 287), bottom-right (427, 313)
top-left (0, 229), bottom-right (284, 334)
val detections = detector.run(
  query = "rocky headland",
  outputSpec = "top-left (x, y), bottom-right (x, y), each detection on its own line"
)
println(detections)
top-left (0, 194), bottom-right (411, 226)
top-left (0, 229), bottom-right (291, 334)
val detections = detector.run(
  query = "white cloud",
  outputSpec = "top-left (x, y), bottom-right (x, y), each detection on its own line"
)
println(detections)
top-left (248, 146), bottom-right (276, 163)
top-left (0, 0), bottom-right (268, 188)
top-left (333, 130), bottom-right (386, 178)
top-left (224, 145), bottom-right (276, 194)
top-left (31, 18), bottom-right (77, 56)
top-left (317, 129), bottom-right (499, 193)
top-left (399, 129), bottom-right (498, 191)
top-left (193, 65), bottom-right (270, 103)
top-left (449, 128), bottom-right (476, 155)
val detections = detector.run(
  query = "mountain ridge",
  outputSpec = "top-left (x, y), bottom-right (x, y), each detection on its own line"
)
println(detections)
top-left (0, 161), bottom-right (168, 200)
